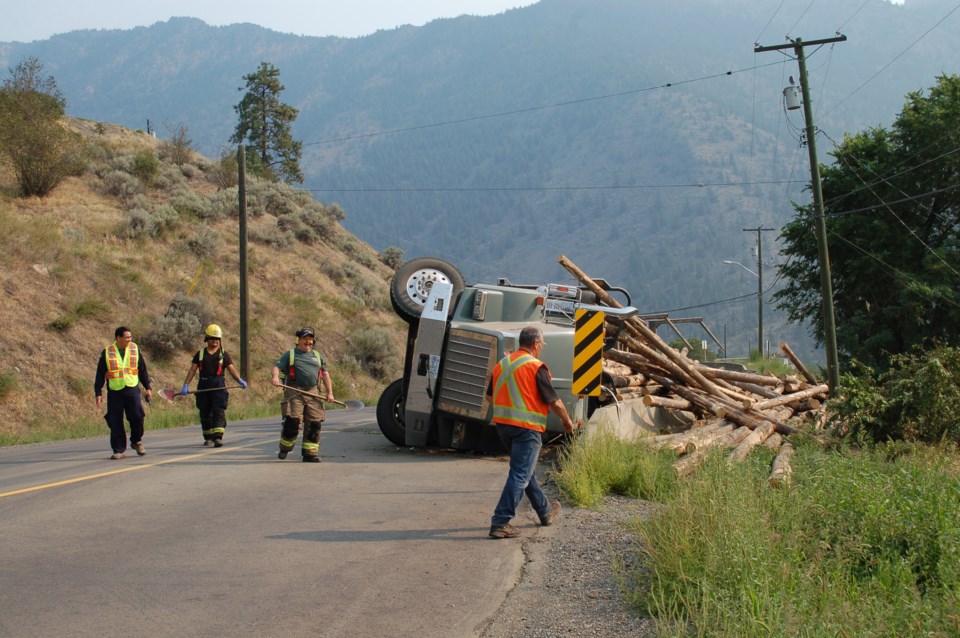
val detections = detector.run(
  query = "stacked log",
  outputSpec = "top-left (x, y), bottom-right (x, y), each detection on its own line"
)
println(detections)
top-left (561, 254), bottom-right (827, 481)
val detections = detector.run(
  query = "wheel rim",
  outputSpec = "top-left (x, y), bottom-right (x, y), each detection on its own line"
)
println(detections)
top-left (403, 268), bottom-right (456, 308)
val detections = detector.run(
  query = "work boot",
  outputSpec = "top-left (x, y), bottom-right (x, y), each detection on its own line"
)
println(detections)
top-left (133, 442), bottom-right (146, 456)
top-left (213, 438), bottom-right (223, 448)
top-left (302, 454), bottom-right (320, 463)
top-left (203, 440), bottom-right (212, 447)
top-left (278, 450), bottom-right (288, 460)
top-left (489, 524), bottom-right (521, 539)
top-left (540, 500), bottom-right (562, 526)
top-left (110, 452), bottom-right (126, 460)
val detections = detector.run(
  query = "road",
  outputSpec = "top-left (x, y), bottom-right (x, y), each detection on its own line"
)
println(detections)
top-left (0, 408), bottom-right (533, 637)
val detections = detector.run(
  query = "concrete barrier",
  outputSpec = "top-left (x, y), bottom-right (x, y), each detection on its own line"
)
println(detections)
top-left (583, 399), bottom-right (694, 441)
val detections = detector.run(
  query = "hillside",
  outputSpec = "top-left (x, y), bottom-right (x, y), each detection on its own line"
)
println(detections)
top-left (0, 119), bottom-right (406, 441)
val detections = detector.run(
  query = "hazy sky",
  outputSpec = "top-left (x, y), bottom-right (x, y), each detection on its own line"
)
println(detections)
top-left (1, 1), bottom-right (537, 43)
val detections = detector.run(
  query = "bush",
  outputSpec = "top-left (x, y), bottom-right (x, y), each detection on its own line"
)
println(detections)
top-left (379, 246), bottom-right (404, 270)
top-left (249, 225), bottom-right (294, 249)
top-left (0, 372), bottom-right (17, 403)
top-left (833, 345), bottom-right (960, 444)
top-left (131, 151), bottom-right (159, 184)
top-left (182, 225), bottom-right (220, 260)
top-left (100, 169), bottom-right (142, 202)
top-left (348, 327), bottom-right (398, 380)
top-left (124, 205), bottom-right (177, 239)
top-left (208, 150), bottom-right (238, 190)
top-left (139, 294), bottom-right (213, 359)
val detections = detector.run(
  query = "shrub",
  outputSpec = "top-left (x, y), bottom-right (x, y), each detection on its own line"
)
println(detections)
top-left (833, 346), bottom-right (960, 445)
top-left (208, 150), bottom-right (238, 190)
top-left (348, 326), bottom-right (398, 380)
top-left (325, 203), bottom-right (346, 221)
top-left (139, 294), bottom-right (213, 359)
top-left (125, 208), bottom-right (160, 239)
top-left (379, 246), bottom-right (404, 270)
top-left (131, 151), bottom-right (159, 184)
top-left (171, 187), bottom-right (211, 219)
top-left (100, 169), bottom-right (142, 202)
top-left (249, 225), bottom-right (294, 249)
top-left (182, 225), bottom-right (220, 260)
top-left (205, 188), bottom-right (238, 220)
top-left (0, 372), bottom-right (17, 403)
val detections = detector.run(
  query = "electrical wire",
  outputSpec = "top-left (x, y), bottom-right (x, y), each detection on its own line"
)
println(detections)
top-left (787, 0), bottom-right (820, 38)
top-left (756, 0), bottom-right (790, 44)
top-left (823, 1), bottom-right (960, 116)
top-left (306, 178), bottom-right (803, 194)
top-left (835, 0), bottom-right (873, 33)
top-left (302, 61), bottom-right (786, 147)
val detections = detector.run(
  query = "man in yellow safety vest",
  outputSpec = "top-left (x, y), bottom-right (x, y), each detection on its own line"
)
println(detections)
top-left (95, 326), bottom-right (152, 460)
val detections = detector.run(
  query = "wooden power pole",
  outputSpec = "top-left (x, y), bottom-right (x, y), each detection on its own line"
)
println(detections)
top-left (755, 35), bottom-right (845, 391)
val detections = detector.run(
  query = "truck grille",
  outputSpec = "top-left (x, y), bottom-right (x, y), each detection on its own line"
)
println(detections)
top-left (437, 329), bottom-right (497, 419)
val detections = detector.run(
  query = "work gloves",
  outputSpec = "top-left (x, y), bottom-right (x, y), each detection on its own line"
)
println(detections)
top-left (180, 384), bottom-right (190, 396)
top-left (239, 379), bottom-right (249, 389)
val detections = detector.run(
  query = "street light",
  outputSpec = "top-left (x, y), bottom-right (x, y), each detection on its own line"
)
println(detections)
top-left (722, 260), bottom-right (757, 278)
top-left (722, 259), bottom-right (763, 357)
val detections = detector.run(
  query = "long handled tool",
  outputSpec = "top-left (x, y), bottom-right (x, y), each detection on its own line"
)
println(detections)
top-left (158, 385), bottom-right (246, 402)
top-left (278, 383), bottom-right (365, 409)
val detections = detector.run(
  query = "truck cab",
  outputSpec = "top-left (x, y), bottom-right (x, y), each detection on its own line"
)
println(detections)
top-left (376, 257), bottom-right (635, 452)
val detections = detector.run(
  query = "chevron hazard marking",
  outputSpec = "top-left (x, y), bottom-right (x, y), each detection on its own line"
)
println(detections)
top-left (573, 309), bottom-right (604, 396)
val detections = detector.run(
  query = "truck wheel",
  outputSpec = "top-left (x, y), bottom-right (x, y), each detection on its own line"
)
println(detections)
top-left (390, 257), bottom-right (465, 323)
top-left (376, 378), bottom-right (407, 446)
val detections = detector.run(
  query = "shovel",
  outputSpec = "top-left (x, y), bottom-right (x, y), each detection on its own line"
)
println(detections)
top-left (277, 383), bottom-right (365, 409)
top-left (158, 385), bottom-right (247, 402)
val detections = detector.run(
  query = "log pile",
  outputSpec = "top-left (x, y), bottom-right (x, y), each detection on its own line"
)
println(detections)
top-left (559, 255), bottom-right (827, 482)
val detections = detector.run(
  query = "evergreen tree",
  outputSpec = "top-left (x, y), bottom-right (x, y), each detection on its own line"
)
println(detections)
top-left (775, 74), bottom-right (960, 368)
top-left (231, 62), bottom-right (303, 184)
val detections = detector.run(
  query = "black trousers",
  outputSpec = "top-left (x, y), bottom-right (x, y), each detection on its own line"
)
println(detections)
top-left (105, 388), bottom-right (145, 453)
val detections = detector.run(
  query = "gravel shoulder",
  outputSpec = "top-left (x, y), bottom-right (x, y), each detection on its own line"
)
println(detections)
top-left (476, 492), bottom-right (660, 637)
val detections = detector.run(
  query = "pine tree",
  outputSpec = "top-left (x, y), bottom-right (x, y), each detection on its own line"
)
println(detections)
top-left (231, 62), bottom-right (303, 184)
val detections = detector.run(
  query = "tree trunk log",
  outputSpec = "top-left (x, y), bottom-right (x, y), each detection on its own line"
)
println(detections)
top-left (642, 395), bottom-right (693, 410)
top-left (728, 422), bottom-right (777, 463)
top-left (753, 384), bottom-right (829, 411)
top-left (779, 342), bottom-right (818, 384)
top-left (764, 432), bottom-right (783, 450)
top-left (673, 426), bottom-right (751, 477)
top-left (767, 442), bottom-right (795, 488)
top-left (559, 254), bottom-right (726, 399)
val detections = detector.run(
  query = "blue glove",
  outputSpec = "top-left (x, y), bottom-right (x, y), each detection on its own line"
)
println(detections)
top-left (180, 384), bottom-right (190, 396)
top-left (238, 379), bottom-right (248, 389)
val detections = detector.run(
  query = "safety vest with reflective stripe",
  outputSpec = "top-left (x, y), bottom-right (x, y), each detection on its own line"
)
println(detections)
top-left (200, 347), bottom-right (224, 376)
top-left (104, 342), bottom-right (140, 391)
top-left (491, 351), bottom-right (550, 432)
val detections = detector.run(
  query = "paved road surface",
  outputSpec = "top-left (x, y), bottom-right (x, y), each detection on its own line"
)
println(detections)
top-left (0, 408), bottom-right (538, 637)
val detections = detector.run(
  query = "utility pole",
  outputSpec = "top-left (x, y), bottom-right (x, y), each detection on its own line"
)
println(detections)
top-left (743, 226), bottom-right (774, 358)
top-left (755, 35), bottom-right (844, 391)
top-left (238, 145), bottom-right (249, 380)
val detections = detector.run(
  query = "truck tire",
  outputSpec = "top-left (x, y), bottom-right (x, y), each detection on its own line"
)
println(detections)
top-left (376, 378), bottom-right (407, 446)
top-left (390, 257), bottom-right (465, 323)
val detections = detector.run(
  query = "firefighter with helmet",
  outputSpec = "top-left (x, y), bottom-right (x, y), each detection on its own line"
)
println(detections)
top-left (179, 324), bottom-right (248, 446)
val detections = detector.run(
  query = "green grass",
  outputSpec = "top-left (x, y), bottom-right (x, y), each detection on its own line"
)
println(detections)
top-left (0, 396), bottom-right (282, 446)
top-left (553, 434), bottom-right (960, 636)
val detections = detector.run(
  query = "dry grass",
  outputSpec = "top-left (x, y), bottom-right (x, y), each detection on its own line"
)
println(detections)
top-left (0, 119), bottom-right (405, 440)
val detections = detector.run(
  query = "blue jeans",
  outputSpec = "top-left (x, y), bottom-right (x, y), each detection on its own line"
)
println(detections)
top-left (491, 425), bottom-right (549, 527)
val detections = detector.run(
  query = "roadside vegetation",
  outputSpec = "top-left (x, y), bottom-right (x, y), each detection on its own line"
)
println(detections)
top-left (552, 74), bottom-right (960, 636)
top-left (555, 429), bottom-right (960, 636)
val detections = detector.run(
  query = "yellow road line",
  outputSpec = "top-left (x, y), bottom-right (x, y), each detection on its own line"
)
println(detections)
top-left (0, 438), bottom-right (268, 499)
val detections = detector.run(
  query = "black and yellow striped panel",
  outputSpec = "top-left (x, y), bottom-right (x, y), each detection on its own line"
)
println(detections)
top-left (572, 309), bottom-right (604, 396)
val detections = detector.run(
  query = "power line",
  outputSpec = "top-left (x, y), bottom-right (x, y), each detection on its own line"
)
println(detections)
top-left (823, 1), bottom-right (960, 116)
top-left (305, 178), bottom-right (803, 194)
top-left (302, 61), bottom-right (786, 147)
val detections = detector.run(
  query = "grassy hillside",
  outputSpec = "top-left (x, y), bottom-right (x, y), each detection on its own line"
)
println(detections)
top-left (0, 119), bottom-right (406, 444)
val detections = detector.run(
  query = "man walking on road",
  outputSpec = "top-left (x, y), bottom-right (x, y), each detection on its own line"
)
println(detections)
top-left (95, 326), bottom-right (152, 460)
top-left (488, 326), bottom-right (576, 539)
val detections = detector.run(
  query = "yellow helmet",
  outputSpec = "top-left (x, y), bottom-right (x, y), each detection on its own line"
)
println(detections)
top-left (204, 324), bottom-right (223, 339)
